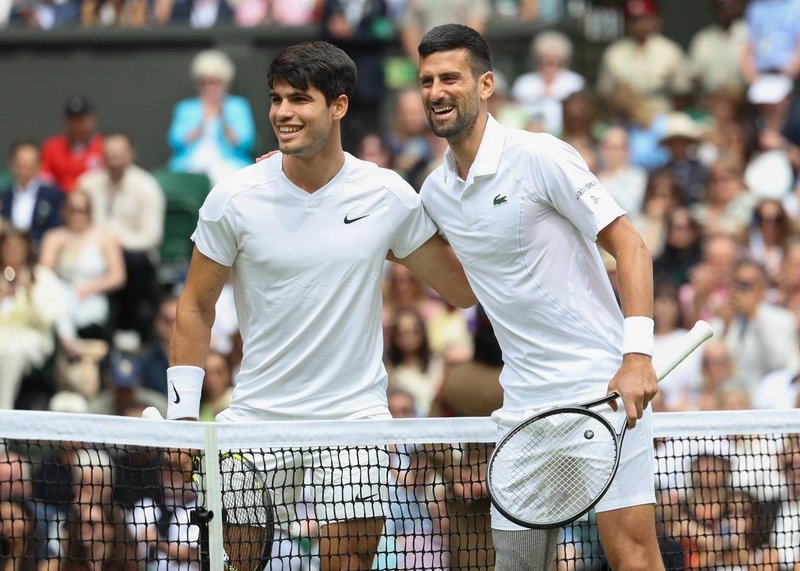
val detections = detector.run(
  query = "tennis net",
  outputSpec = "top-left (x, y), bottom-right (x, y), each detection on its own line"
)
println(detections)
top-left (0, 409), bottom-right (798, 569)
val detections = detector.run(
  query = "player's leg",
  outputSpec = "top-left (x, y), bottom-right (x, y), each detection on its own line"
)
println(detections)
top-left (594, 407), bottom-right (662, 570)
top-left (492, 528), bottom-right (560, 571)
top-left (596, 504), bottom-right (663, 571)
top-left (318, 516), bottom-right (385, 571)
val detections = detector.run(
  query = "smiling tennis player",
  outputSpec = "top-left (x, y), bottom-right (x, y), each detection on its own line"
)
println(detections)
top-left (416, 24), bottom-right (661, 571)
top-left (168, 41), bottom-right (475, 570)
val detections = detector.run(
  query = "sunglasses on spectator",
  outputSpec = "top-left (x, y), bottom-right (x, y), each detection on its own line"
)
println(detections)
top-left (733, 279), bottom-right (757, 291)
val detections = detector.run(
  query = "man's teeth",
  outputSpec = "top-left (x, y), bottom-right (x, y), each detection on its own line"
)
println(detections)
top-left (280, 127), bottom-right (301, 133)
top-left (433, 107), bottom-right (453, 114)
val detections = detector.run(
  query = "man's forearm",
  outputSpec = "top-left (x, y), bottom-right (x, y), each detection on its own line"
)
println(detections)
top-left (170, 299), bottom-right (214, 368)
top-left (614, 239), bottom-right (654, 319)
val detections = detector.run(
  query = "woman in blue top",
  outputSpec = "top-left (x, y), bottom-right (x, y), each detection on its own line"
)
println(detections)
top-left (167, 49), bottom-right (256, 185)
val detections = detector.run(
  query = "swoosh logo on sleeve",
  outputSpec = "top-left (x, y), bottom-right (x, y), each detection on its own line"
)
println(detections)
top-left (172, 384), bottom-right (181, 404)
top-left (344, 214), bottom-right (370, 224)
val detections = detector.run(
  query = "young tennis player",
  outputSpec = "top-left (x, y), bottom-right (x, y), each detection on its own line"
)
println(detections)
top-left (415, 25), bottom-right (662, 570)
top-left (166, 40), bottom-right (475, 570)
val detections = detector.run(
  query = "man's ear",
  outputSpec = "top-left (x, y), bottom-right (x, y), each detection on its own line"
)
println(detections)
top-left (480, 71), bottom-right (495, 103)
top-left (332, 94), bottom-right (349, 121)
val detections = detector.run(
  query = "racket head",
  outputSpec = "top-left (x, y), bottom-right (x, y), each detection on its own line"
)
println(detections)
top-left (219, 452), bottom-right (274, 571)
top-left (487, 406), bottom-right (622, 529)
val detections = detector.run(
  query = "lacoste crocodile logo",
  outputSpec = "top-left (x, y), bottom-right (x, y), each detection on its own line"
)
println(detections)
top-left (493, 194), bottom-right (508, 206)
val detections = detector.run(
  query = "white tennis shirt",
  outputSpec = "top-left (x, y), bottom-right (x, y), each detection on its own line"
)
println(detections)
top-left (192, 153), bottom-right (436, 420)
top-left (420, 116), bottom-right (627, 413)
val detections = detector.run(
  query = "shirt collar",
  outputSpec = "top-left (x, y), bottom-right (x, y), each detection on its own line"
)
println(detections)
top-left (443, 114), bottom-right (506, 185)
top-left (13, 180), bottom-right (38, 195)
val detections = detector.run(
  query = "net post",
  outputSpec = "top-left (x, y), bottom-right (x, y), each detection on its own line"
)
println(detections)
top-left (202, 421), bottom-right (225, 568)
top-left (190, 507), bottom-right (213, 571)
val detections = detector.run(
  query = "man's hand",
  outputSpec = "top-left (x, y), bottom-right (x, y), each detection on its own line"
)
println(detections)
top-left (255, 150), bottom-right (280, 163)
top-left (606, 353), bottom-right (657, 428)
top-left (142, 407), bottom-right (198, 483)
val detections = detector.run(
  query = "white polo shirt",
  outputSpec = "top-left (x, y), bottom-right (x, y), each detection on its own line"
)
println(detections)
top-left (420, 116), bottom-right (626, 413)
top-left (193, 153), bottom-right (436, 421)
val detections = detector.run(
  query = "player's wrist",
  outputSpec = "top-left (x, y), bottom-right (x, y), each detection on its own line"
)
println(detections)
top-left (167, 365), bottom-right (204, 420)
top-left (622, 316), bottom-right (654, 357)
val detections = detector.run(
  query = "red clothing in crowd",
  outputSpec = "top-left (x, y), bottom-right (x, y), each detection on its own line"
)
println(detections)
top-left (40, 133), bottom-right (104, 192)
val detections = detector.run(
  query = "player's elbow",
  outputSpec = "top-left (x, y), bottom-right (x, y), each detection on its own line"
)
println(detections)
top-left (452, 290), bottom-right (479, 309)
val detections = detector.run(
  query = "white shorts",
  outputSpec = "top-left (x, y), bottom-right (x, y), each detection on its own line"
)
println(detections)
top-left (214, 411), bottom-right (389, 533)
top-left (490, 402), bottom-right (655, 531)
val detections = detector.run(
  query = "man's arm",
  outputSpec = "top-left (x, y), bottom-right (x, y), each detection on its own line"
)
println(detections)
top-left (388, 234), bottom-right (477, 309)
top-left (169, 247), bottom-right (229, 420)
top-left (596, 215), bottom-right (657, 428)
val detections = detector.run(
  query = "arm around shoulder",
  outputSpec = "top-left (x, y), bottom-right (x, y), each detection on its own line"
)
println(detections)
top-left (389, 234), bottom-right (477, 309)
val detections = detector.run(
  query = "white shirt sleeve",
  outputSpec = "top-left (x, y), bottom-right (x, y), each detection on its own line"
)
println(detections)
top-left (388, 187), bottom-right (437, 259)
top-left (532, 136), bottom-right (625, 241)
top-left (191, 186), bottom-right (238, 266)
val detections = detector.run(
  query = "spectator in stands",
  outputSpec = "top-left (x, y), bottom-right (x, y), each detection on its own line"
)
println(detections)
top-left (688, 0), bottom-right (747, 96)
top-left (398, 0), bottom-right (491, 62)
top-left (596, 0), bottom-right (691, 114)
top-left (0, 229), bottom-right (65, 410)
top-left (741, 0), bottom-right (800, 87)
top-left (679, 232), bottom-right (738, 327)
top-left (769, 436), bottom-right (800, 568)
top-left (382, 264), bottom-right (443, 336)
top-left (40, 95), bottom-right (103, 194)
top-left (428, 304), bottom-right (503, 418)
top-left (558, 90), bottom-right (599, 163)
top-left (605, 83), bottom-right (670, 171)
top-left (80, 0), bottom-right (149, 26)
top-left (386, 308), bottom-right (444, 417)
top-left (1, 141), bottom-right (64, 254)
top-left (387, 386), bottom-right (416, 418)
top-left (596, 126), bottom-right (647, 216)
top-left (76, 132), bottom-right (164, 345)
top-left (355, 132), bottom-right (394, 170)
top-left (234, 0), bottom-right (318, 27)
top-left (167, 50), bottom-right (255, 185)
top-left (87, 347), bottom-right (167, 416)
top-left (715, 258), bottom-right (800, 392)
top-left (198, 350), bottom-right (233, 421)
top-left (56, 501), bottom-right (139, 570)
top-left (653, 206), bottom-right (703, 287)
top-left (746, 198), bottom-right (795, 284)
top-left (697, 86), bottom-right (748, 168)
top-left (321, 0), bottom-right (394, 153)
top-left (630, 168), bottom-right (682, 259)
top-left (753, 360), bottom-right (800, 410)
top-left (39, 190), bottom-right (125, 357)
top-left (690, 156), bottom-right (756, 238)
top-left (775, 238), bottom-right (800, 320)
top-left (136, 294), bottom-right (177, 397)
top-left (652, 280), bottom-right (702, 412)
top-left (384, 88), bottom-right (434, 189)
top-left (487, 70), bottom-right (531, 131)
top-left (126, 455), bottom-right (200, 570)
top-left (7, 0), bottom-right (79, 28)
top-left (156, 0), bottom-right (232, 26)
top-left (510, 30), bottom-right (585, 136)
top-left (0, 450), bottom-right (36, 568)
top-left (660, 112), bottom-right (709, 205)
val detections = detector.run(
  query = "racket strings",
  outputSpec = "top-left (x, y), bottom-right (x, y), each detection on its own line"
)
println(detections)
top-left (491, 412), bottom-right (618, 526)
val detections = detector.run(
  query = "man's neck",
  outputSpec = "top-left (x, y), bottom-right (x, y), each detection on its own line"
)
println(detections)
top-left (449, 112), bottom-right (490, 181)
top-left (282, 148), bottom-right (346, 194)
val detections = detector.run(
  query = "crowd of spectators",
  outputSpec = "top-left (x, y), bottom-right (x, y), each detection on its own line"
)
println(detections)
top-left (2, 0), bottom-right (800, 568)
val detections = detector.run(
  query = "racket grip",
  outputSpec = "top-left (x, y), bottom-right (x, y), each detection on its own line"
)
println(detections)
top-left (654, 320), bottom-right (713, 382)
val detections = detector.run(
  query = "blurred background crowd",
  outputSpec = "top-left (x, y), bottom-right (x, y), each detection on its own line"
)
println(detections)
top-left (2, 0), bottom-right (800, 568)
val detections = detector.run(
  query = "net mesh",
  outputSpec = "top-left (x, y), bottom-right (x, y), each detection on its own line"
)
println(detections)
top-left (0, 410), bottom-right (798, 570)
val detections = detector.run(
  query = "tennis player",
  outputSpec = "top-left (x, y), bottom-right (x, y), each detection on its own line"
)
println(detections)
top-left (167, 41), bottom-right (475, 570)
top-left (415, 25), bottom-right (662, 570)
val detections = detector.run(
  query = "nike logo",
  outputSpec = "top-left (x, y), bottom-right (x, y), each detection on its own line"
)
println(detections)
top-left (493, 194), bottom-right (507, 206)
top-left (355, 492), bottom-right (378, 502)
top-left (172, 384), bottom-right (181, 404)
top-left (344, 214), bottom-right (370, 224)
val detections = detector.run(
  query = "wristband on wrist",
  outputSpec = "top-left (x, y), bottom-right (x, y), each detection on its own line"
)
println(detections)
top-left (166, 366), bottom-right (204, 420)
top-left (622, 316), bottom-right (655, 356)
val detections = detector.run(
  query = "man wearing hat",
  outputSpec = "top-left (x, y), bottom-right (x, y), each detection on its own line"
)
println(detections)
top-left (597, 0), bottom-right (692, 113)
top-left (40, 95), bottom-right (104, 193)
top-left (660, 112), bottom-right (709, 204)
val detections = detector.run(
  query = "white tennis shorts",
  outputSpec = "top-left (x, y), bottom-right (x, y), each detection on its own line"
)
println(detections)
top-left (490, 402), bottom-right (655, 531)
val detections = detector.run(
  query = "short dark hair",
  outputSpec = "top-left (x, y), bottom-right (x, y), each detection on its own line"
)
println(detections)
top-left (418, 24), bottom-right (493, 76)
top-left (8, 140), bottom-right (39, 160)
top-left (268, 41), bottom-right (356, 106)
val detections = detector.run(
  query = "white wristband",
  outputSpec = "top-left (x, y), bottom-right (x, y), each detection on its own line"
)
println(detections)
top-left (622, 316), bottom-right (655, 357)
top-left (167, 366), bottom-right (204, 420)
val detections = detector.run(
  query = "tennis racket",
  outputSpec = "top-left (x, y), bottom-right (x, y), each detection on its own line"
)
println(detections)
top-left (218, 452), bottom-right (275, 571)
top-left (486, 320), bottom-right (713, 529)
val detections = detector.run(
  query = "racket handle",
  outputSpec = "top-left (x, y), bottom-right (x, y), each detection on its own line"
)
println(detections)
top-left (654, 320), bottom-right (713, 382)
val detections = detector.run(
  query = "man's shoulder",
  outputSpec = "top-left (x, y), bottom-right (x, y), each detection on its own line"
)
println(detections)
top-left (41, 134), bottom-right (68, 152)
top-left (346, 155), bottom-right (421, 209)
top-left (200, 160), bottom-right (277, 218)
